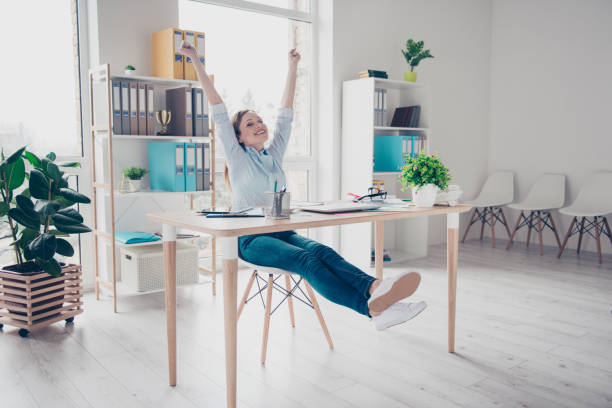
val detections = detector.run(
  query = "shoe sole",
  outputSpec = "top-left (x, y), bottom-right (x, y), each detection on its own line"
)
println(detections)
top-left (384, 302), bottom-right (427, 330)
top-left (369, 272), bottom-right (421, 315)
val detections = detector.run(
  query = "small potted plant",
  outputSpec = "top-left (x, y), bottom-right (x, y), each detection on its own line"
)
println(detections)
top-left (399, 151), bottom-right (451, 207)
top-left (122, 167), bottom-right (148, 192)
top-left (124, 64), bottom-right (136, 75)
top-left (401, 39), bottom-right (434, 82)
top-left (0, 146), bottom-right (91, 337)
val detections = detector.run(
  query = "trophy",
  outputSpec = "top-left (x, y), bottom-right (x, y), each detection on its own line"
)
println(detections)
top-left (155, 110), bottom-right (172, 135)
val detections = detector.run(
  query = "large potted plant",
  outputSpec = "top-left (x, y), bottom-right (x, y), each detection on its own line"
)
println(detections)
top-left (401, 39), bottom-right (434, 82)
top-left (0, 146), bottom-right (91, 337)
top-left (399, 151), bottom-right (451, 208)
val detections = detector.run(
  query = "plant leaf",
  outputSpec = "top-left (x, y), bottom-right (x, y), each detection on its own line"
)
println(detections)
top-left (52, 207), bottom-right (83, 224)
top-left (18, 228), bottom-right (39, 248)
top-left (34, 199), bottom-right (61, 216)
top-left (57, 161), bottom-right (80, 168)
top-left (28, 233), bottom-right (57, 260)
top-left (29, 168), bottom-right (50, 199)
top-left (54, 222), bottom-right (92, 234)
top-left (5, 158), bottom-right (26, 190)
top-left (47, 161), bottom-right (62, 180)
top-left (36, 257), bottom-right (61, 277)
top-left (0, 201), bottom-right (9, 217)
top-left (24, 151), bottom-right (41, 167)
top-left (23, 244), bottom-right (35, 261)
top-left (8, 208), bottom-right (40, 230)
top-left (58, 188), bottom-right (90, 204)
top-left (47, 229), bottom-right (70, 236)
top-left (55, 238), bottom-right (74, 257)
top-left (0, 146), bottom-right (26, 167)
top-left (45, 152), bottom-right (57, 161)
top-left (16, 194), bottom-right (38, 219)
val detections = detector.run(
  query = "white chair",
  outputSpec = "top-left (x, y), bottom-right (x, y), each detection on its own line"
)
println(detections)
top-left (506, 174), bottom-right (566, 255)
top-left (462, 172), bottom-right (514, 247)
top-left (558, 172), bottom-right (612, 264)
top-left (237, 262), bottom-right (334, 364)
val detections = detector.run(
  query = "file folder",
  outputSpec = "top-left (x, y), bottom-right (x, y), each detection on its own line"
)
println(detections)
top-left (195, 31), bottom-right (205, 68)
top-left (152, 27), bottom-right (184, 80)
top-left (120, 82), bottom-right (130, 134)
top-left (148, 142), bottom-right (185, 192)
top-left (201, 88), bottom-right (209, 136)
top-left (192, 88), bottom-right (203, 136)
top-left (373, 136), bottom-right (414, 172)
top-left (145, 83), bottom-right (156, 135)
top-left (129, 82), bottom-right (138, 135)
top-left (185, 143), bottom-right (197, 192)
top-left (184, 31), bottom-right (196, 81)
top-left (195, 143), bottom-right (204, 191)
top-left (112, 82), bottom-right (122, 134)
top-left (137, 83), bottom-right (146, 135)
top-left (203, 143), bottom-right (211, 190)
top-left (166, 87), bottom-right (193, 136)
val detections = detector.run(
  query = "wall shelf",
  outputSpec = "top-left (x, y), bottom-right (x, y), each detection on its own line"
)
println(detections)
top-left (110, 73), bottom-right (201, 87)
top-left (106, 134), bottom-right (212, 142)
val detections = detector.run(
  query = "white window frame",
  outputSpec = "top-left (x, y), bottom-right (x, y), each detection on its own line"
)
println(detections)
top-left (189, 0), bottom-right (318, 201)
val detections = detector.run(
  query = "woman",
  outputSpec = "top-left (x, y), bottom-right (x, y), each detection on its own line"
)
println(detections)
top-left (180, 42), bottom-right (426, 330)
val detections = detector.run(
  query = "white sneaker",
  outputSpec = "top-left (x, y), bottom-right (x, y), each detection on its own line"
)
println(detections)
top-left (371, 301), bottom-right (427, 331)
top-left (368, 272), bottom-right (421, 315)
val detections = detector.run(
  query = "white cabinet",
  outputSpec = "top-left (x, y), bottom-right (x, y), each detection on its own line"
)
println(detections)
top-left (341, 78), bottom-right (430, 270)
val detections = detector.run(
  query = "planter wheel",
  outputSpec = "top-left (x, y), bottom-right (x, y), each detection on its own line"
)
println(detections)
top-left (18, 329), bottom-right (29, 338)
top-left (65, 317), bottom-right (75, 324)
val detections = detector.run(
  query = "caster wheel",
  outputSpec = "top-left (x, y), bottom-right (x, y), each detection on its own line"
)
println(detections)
top-left (65, 317), bottom-right (74, 324)
top-left (18, 329), bottom-right (29, 338)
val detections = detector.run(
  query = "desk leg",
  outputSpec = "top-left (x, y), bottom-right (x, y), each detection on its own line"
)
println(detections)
top-left (163, 224), bottom-right (177, 386)
top-left (447, 213), bottom-right (459, 353)
top-left (375, 221), bottom-right (384, 280)
top-left (220, 236), bottom-right (238, 408)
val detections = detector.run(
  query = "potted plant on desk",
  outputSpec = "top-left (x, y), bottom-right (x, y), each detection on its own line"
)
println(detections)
top-left (0, 147), bottom-right (91, 337)
top-left (399, 151), bottom-right (451, 208)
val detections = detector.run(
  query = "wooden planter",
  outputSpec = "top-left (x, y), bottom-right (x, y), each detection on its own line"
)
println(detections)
top-left (0, 264), bottom-right (83, 337)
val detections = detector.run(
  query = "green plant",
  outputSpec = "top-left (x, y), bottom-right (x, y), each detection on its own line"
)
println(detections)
top-left (1, 147), bottom-right (91, 276)
top-left (124, 65), bottom-right (135, 70)
top-left (123, 167), bottom-right (148, 180)
top-left (402, 39), bottom-right (434, 72)
top-left (399, 151), bottom-right (451, 191)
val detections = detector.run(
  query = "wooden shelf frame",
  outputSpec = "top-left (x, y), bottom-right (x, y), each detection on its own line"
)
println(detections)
top-left (88, 64), bottom-right (218, 313)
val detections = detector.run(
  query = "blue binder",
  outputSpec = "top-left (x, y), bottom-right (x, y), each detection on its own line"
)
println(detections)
top-left (373, 136), bottom-right (416, 172)
top-left (148, 142), bottom-right (186, 192)
top-left (184, 143), bottom-right (197, 192)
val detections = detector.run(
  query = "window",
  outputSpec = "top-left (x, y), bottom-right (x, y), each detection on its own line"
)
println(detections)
top-left (179, 0), bottom-right (314, 203)
top-left (0, 0), bottom-right (83, 157)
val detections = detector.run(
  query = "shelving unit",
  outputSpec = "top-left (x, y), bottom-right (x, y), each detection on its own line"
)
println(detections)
top-left (341, 77), bottom-right (430, 270)
top-left (88, 64), bottom-right (218, 313)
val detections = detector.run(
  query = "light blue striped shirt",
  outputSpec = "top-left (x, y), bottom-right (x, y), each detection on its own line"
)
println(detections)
top-left (211, 103), bottom-right (293, 209)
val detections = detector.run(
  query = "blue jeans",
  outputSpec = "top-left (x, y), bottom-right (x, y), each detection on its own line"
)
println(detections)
top-left (238, 230), bottom-right (376, 316)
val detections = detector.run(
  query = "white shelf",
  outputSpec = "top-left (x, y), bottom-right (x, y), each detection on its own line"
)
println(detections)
top-left (108, 134), bottom-right (211, 141)
top-left (350, 77), bottom-right (426, 90)
top-left (111, 73), bottom-right (200, 87)
top-left (374, 126), bottom-right (429, 132)
top-left (111, 190), bottom-right (209, 198)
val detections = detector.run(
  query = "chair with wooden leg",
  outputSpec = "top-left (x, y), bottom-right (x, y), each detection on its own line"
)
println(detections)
top-left (237, 262), bottom-right (334, 365)
top-left (557, 172), bottom-right (612, 264)
top-left (462, 172), bottom-right (514, 247)
top-left (506, 174), bottom-right (565, 255)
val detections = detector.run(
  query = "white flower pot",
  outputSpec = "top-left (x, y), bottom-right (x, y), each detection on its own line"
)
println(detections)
top-left (124, 70), bottom-right (135, 75)
top-left (127, 179), bottom-right (142, 192)
top-left (411, 184), bottom-right (438, 207)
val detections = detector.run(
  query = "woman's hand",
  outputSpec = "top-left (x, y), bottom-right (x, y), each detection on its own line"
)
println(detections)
top-left (288, 48), bottom-right (301, 68)
top-left (179, 40), bottom-right (197, 60)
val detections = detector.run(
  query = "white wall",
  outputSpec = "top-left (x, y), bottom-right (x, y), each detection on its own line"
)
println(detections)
top-left (328, 0), bottom-right (492, 246)
top-left (488, 0), bottom-right (612, 253)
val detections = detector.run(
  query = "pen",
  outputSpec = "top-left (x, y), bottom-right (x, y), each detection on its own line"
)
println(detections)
top-left (274, 179), bottom-right (278, 192)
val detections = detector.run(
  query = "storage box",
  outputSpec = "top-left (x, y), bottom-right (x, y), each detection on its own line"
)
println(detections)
top-left (120, 242), bottom-right (199, 292)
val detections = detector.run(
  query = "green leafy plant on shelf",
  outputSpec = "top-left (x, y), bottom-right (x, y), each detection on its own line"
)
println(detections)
top-left (402, 39), bottom-right (434, 72)
top-left (124, 65), bottom-right (136, 71)
top-left (0, 146), bottom-right (92, 276)
top-left (399, 151), bottom-right (451, 191)
top-left (122, 166), bottom-right (148, 180)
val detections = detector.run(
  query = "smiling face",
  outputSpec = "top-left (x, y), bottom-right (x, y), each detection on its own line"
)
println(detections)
top-left (236, 111), bottom-right (268, 150)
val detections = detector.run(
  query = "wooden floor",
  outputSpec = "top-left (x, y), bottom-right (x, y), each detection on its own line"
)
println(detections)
top-left (1, 239), bottom-right (612, 408)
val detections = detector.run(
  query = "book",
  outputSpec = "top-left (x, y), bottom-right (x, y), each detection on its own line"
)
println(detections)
top-left (358, 69), bottom-right (388, 79)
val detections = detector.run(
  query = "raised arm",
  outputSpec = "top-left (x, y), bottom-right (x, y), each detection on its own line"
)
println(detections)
top-left (280, 49), bottom-right (301, 109)
top-left (179, 40), bottom-right (222, 105)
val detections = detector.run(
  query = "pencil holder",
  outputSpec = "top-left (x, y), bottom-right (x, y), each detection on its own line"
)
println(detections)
top-left (265, 191), bottom-right (291, 219)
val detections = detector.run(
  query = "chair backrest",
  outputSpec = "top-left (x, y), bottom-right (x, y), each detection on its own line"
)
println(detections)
top-left (522, 174), bottom-right (566, 209)
top-left (570, 171), bottom-right (612, 214)
top-left (475, 171), bottom-right (514, 206)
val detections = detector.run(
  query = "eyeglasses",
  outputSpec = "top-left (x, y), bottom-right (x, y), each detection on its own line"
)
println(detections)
top-left (354, 187), bottom-right (387, 202)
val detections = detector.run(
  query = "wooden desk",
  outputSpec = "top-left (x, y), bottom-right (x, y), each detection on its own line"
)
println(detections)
top-left (148, 204), bottom-right (471, 408)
